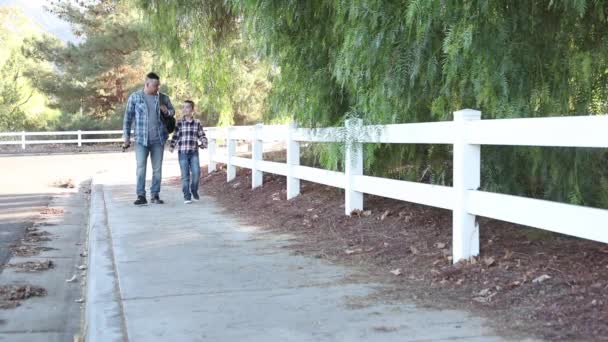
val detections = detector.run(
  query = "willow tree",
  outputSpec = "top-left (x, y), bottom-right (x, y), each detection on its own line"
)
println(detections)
top-left (135, 0), bottom-right (274, 126)
top-left (138, 0), bottom-right (608, 208)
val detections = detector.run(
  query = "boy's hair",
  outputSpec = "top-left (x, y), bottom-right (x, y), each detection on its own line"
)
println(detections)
top-left (184, 100), bottom-right (195, 109)
top-left (146, 72), bottom-right (160, 80)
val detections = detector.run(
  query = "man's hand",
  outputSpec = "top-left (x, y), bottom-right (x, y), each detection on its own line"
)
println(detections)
top-left (160, 104), bottom-right (169, 115)
top-left (122, 141), bottom-right (131, 152)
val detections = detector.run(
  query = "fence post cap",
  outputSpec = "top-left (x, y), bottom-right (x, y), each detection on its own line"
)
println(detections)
top-left (454, 109), bottom-right (481, 121)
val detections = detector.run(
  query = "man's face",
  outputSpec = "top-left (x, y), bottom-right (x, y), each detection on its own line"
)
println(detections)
top-left (182, 103), bottom-right (193, 116)
top-left (144, 79), bottom-right (160, 94)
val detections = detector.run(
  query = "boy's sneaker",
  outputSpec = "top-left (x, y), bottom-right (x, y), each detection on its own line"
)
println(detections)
top-left (192, 193), bottom-right (200, 201)
top-left (150, 195), bottom-right (164, 204)
top-left (134, 196), bottom-right (147, 205)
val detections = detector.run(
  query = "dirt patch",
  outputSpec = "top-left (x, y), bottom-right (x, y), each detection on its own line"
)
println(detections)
top-left (190, 164), bottom-right (608, 342)
top-left (5, 260), bottom-right (54, 273)
top-left (52, 178), bottom-right (75, 188)
top-left (40, 208), bottom-right (64, 215)
top-left (0, 284), bottom-right (47, 309)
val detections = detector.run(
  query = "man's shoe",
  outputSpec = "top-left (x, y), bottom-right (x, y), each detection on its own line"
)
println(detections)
top-left (184, 199), bottom-right (192, 204)
top-left (192, 193), bottom-right (200, 201)
top-left (150, 195), bottom-right (164, 204)
top-left (134, 196), bottom-right (147, 205)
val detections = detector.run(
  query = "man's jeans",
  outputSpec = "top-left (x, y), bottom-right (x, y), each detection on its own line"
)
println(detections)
top-left (178, 150), bottom-right (200, 200)
top-left (135, 142), bottom-right (164, 197)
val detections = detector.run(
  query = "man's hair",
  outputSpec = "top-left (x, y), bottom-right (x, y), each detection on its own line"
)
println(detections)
top-left (184, 100), bottom-right (195, 109)
top-left (146, 72), bottom-right (160, 80)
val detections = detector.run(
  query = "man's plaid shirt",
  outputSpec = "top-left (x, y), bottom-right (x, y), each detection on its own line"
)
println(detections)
top-left (169, 117), bottom-right (207, 153)
top-left (123, 90), bottom-right (175, 146)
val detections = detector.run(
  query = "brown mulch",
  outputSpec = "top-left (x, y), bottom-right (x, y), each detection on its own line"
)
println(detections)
top-left (0, 285), bottom-right (47, 309)
top-left (183, 163), bottom-right (608, 342)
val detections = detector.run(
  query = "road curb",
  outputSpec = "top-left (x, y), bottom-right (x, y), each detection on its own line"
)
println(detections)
top-left (84, 179), bottom-right (128, 342)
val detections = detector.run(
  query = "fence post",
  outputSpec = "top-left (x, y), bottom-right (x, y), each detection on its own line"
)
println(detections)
top-left (78, 130), bottom-right (82, 147)
top-left (452, 109), bottom-right (481, 263)
top-left (21, 131), bottom-right (26, 150)
top-left (208, 132), bottom-right (217, 173)
top-left (344, 118), bottom-right (364, 215)
top-left (252, 124), bottom-right (264, 189)
top-left (286, 122), bottom-right (300, 199)
top-left (226, 126), bottom-right (236, 182)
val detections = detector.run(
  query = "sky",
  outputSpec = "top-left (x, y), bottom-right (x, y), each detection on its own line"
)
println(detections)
top-left (0, 0), bottom-right (78, 43)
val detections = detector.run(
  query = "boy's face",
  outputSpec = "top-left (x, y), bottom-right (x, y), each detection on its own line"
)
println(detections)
top-left (182, 103), bottom-right (193, 116)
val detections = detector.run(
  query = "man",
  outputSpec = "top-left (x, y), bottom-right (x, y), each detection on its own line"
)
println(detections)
top-left (169, 100), bottom-right (207, 204)
top-left (123, 72), bottom-right (175, 205)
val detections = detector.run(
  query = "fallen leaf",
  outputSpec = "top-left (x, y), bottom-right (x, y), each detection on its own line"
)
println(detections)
top-left (345, 248), bottom-right (362, 255)
top-left (503, 249), bottom-right (513, 260)
top-left (380, 210), bottom-right (391, 221)
top-left (410, 246), bottom-right (419, 255)
top-left (389, 268), bottom-right (402, 276)
top-left (350, 209), bottom-right (362, 216)
top-left (435, 242), bottom-right (446, 249)
top-left (484, 257), bottom-right (496, 267)
top-left (362, 210), bottom-right (372, 217)
top-left (66, 275), bottom-right (77, 283)
top-left (473, 296), bottom-right (490, 303)
top-left (75, 298), bottom-right (84, 303)
top-left (478, 288), bottom-right (492, 296)
top-left (77, 265), bottom-right (87, 270)
top-left (532, 274), bottom-right (551, 284)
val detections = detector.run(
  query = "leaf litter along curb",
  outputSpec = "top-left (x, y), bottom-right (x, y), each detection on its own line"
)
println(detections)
top-left (0, 285), bottom-right (47, 309)
top-left (4, 260), bottom-right (54, 273)
top-left (190, 164), bottom-right (608, 342)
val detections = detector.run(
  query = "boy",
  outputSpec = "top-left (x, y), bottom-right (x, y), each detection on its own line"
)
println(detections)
top-left (169, 100), bottom-right (207, 204)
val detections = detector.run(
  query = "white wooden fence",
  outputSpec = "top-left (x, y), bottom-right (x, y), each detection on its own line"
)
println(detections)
top-left (0, 130), bottom-right (126, 148)
top-left (207, 109), bottom-right (608, 263)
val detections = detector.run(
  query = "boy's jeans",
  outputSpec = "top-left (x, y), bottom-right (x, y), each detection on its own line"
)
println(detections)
top-left (135, 142), bottom-right (164, 197)
top-left (178, 150), bottom-right (200, 200)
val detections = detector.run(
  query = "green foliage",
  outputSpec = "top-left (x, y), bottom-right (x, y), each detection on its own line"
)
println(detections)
top-left (23, 0), bottom-right (151, 119)
top-left (135, 0), bottom-right (273, 126)
top-left (130, 0), bottom-right (608, 208)
top-left (229, 0), bottom-right (608, 208)
top-left (0, 7), bottom-right (59, 131)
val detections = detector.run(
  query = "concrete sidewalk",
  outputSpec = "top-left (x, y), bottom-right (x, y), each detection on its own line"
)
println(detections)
top-left (86, 178), bottom-right (533, 342)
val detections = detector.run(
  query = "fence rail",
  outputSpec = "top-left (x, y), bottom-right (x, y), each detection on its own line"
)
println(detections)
top-left (2, 112), bottom-right (607, 263)
top-left (0, 130), bottom-right (129, 148)
top-left (206, 110), bottom-right (608, 263)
